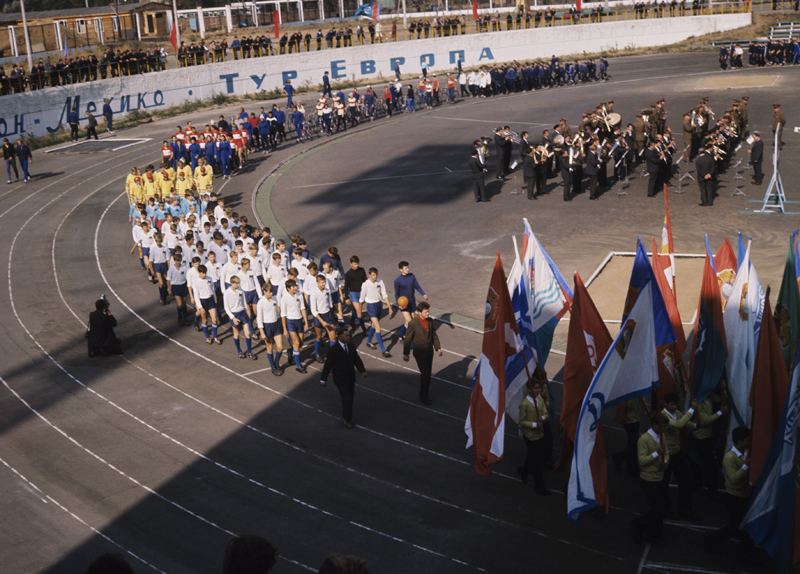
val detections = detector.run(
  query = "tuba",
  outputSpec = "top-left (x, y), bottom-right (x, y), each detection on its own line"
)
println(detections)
top-left (477, 136), bottom-right (491, 163)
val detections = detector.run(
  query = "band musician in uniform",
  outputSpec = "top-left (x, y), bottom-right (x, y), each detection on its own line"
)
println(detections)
top-left (494, 126), bottom-right (513, 180)
top-left (523, 147), bottom-right (537, 200)
top-left (469, 147), bottom-right (488, 202)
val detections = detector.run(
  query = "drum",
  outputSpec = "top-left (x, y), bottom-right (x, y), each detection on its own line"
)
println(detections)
top-left (606, 112), bottom-right (622, 128)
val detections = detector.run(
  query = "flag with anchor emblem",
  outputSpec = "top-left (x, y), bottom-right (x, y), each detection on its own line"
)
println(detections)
top-left (568, 280), bottom-right (658, 524)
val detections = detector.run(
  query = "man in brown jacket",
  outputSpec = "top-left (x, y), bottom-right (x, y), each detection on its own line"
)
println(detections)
top-left (402, 301), bottom-right (442, 405)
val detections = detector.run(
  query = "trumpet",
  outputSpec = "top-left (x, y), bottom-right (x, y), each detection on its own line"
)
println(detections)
top-left (508, 130), bottom-right (521, 144)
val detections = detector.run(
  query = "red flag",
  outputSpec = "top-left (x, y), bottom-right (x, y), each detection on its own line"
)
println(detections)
top-left (472, 0), bottom-right (479, 20)
top-left (555, 272), bottom-right (610, 510)
top-left (273, 10), bottom-right (280, 39)
top-left (659, 185), bottom-right (676, 297)
top-left (576, 0), bottom-right (582, 11)
top-left (169, 20), bottom-right (178, 53)
top-left (714, 237), bottom-right (738, 312)
top-left (650, 238), bottom-right (686, 401)
top-left (748, 287), bottom-right (790, 485)
top-left (466, 253), bottom-right (519, 475)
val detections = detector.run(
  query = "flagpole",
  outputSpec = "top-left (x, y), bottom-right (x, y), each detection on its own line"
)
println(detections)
top-left (402, 0), bottom-right (407, 28)
top-left (172, 0), bottom-right (181, 55)
top-left (20, 0), bottom-right (33, 71)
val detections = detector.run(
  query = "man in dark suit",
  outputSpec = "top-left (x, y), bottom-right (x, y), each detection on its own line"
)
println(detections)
top-left (522, 148), bottom-right (536, 200)
top-left (585, 144), bottom-right (601, 200)
top-left (747, 132), bottom-right (763, 185)
top-left (402, 302), bottom-right (442, 405)
top-left (644, 142), bottom-right (662, 197)
top-left (695, 147), bottom-right (717, 206)
top-left (560, 149), bottom-right (573, 201)
top-left (518, 131), bottom-right (532, 168)
top-left (468, 147), bottom-right (487, 202)
top-left (320, 327), bottom-right (367, 428)
top-left (494, 127), bottom-right (512, 179)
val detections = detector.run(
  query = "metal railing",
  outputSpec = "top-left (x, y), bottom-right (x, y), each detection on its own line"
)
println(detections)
top-left (0, 2), bottom-right (752, 97)
top-left (769, 21), bottom-right (800, 39)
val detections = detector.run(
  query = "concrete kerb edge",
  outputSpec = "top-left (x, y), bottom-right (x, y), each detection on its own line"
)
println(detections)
top-left (249, 114), bottom-right (486, 334)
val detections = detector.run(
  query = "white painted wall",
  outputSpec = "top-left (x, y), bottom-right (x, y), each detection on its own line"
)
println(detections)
top-left (0, 13), bottom-right (749, 140)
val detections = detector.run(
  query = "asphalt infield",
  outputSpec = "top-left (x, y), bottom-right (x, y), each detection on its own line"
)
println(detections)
top-left (0, 51), bottom-right (789, 574)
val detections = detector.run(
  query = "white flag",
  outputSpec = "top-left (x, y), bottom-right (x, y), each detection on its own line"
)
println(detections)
top-left (722, 240), bottom-right (764, 450)
top-left (568, 282), bottom-right (658, 522)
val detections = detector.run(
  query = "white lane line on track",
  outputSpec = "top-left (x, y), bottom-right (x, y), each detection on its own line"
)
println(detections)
top-left (95, 193), bottom-right (484, 467)
top-left (636, 543), bottom-right (651, 574)
top-left (119, 357), bottom-right (625, 562)
top-left (6, 163), bottom-right (314, 573)
top-left (0, 149), bottom-right (135, 222)
top-left (87, 195), bottom-right (634, 563)
top-left (36, 171), bottom-right (489, 572)
top-left (0, 455), bottom-right (168, 573)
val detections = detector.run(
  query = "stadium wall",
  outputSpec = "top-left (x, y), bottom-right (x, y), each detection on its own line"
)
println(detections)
top-left (1, 13), bottom-right (750, 140)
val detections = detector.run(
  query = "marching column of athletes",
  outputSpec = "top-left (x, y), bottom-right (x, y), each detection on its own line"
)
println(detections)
top-left (468, 96), bottom-right (773, 206)
top-left (128, 173), bottom-right (439, 406)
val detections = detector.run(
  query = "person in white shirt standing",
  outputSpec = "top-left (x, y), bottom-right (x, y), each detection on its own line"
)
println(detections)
top-left (195, 265), bottom-right (222, 345)
top-left (130, 220), bottom-right (156, 283)
top-left (256, 280), bottom-right (284, 376)
top-left (280, 279), bottom-right (309, 373)
top-left (360, 267), bottom-right (394, 357)
top-left (236, 257), bottom-right (263, 337)
top-left (322, 260), bottom-right (345, 326)
top-left (309, 274), bottom-right (336, 364)
top-left (221, 250), bottom-right (241, 291)
top-left (164, 253), bottom-right (189, 325)
top-left (223, 276), bottom-right (256, 360)
top-left (151, 232), bottom-right (171, 305)
top-left (265, 252), bottom-right (286, 297)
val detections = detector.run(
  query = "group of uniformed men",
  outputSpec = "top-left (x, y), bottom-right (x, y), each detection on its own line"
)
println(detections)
top-left (469, 95), bottom-right (784, 206)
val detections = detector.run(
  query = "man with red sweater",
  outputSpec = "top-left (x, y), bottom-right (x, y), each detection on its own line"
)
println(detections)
top-left (402, 301), bottom-right (442, 405)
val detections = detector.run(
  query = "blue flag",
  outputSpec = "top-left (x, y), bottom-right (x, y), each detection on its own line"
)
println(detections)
top-left (692, 296), bottom-right (728, 402)
top-left (737, 232), bottom-right (747, 272)
top-left (741, 345), bottom-right (800, 573)
top-left (621, 238), bottom-right (676, 348)
top-left (354, 3), bottom-right (380, 19)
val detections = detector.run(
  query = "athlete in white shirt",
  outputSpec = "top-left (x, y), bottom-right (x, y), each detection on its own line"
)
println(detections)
top-left (309, 274), bottom-right (336, 363)
top-left (195, 265), bottom-right (222, 345)
top-left (186, 256), bottom-right (203, 330)
top-left (130, 220), bottom-right (156, 283)
top-left (223, 276), bottom-right (256, 360)
top-left (166, 254), bottom-right (190, 326)
top-left (256, 280), bottom-right (284, 376)
top-left (322, 260), bottom-right (345, 324)
top-left (221, 251), bottom-right (241, 290)
top-left (236, 258), bottom-right (263, 336)
top-left (264, 252), bottom-right (286, 296)
top-left (280, 279), bottom-right (308, 373)
top-left (208, 232), bottom-right (229, 265)
top-left (360, 267), bottom-right (393, 357)
top-left (291, 248), bottom-right (310, 289)
top-left (151, 232), bottom-right (171, 305)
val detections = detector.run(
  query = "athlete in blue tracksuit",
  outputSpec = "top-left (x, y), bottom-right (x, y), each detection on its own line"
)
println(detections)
top-left (291, 107), bottom-right (305, 142)
top-left (258, 117), bottom-right (270, 151)
top-left (218, 136), bottom-right (232, 178)
top-left (188, 138), bottom-right (202, 171)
